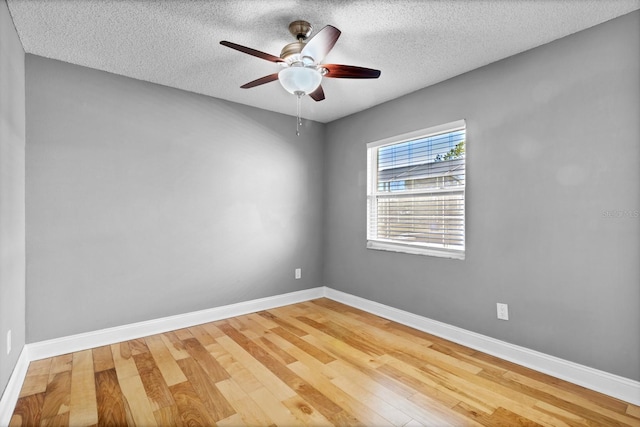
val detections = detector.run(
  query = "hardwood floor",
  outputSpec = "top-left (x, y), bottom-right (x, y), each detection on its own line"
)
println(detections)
top-left (10, 298), bottom-right (640, 426)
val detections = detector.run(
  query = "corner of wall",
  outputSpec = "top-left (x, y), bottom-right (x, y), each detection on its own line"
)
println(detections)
top-left (0, 0), bottom-right (27, 404)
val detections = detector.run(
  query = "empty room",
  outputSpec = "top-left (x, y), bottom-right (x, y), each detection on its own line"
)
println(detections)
top-left (1, 0), bottom-right (639, 425)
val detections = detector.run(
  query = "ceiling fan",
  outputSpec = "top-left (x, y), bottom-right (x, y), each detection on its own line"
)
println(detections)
top-left (220, 20), bottom-right (381, 133)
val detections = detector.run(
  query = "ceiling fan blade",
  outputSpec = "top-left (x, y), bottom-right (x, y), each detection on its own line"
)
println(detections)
top-left (220, 41), bottom-right (284, 63)
top-left (309, 85), bottom-right (325, 102)
top-left (323, 64), bottom-right (381, 79)
top-left (240, 73), bottom-right (280, 89)
top-left (301, 25), bottom-right (341, 63)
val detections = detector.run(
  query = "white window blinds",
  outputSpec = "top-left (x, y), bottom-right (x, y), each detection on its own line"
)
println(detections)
top-left (367, 120), bottom-right (466, 259)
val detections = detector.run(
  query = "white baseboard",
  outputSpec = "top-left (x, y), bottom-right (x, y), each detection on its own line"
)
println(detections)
top-left (28, 287), bottom-right (325, 361)
top-left (0, 347), bottom-right (30, 426)
top-left (1, 284), bottom-right (638, 422)
top-left (324, 287), bottom-right (640, 406)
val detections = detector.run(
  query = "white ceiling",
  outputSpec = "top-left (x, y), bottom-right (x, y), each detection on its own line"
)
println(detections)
top-left (7, 0), bottom-right (640, 123)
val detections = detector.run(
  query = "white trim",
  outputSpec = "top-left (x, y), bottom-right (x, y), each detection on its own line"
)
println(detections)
top-left (367, 240), bottom-right (465, 260)
top-left (366, 120), bottom-right (467, 260)
top-left (0, 347), bottom-right (30, 426)
top-left (323, 287), bottom-right (640, 406)
top-left (27, 287), bottom-right (324, 361)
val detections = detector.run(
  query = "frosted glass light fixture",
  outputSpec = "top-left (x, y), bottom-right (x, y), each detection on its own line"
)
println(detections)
top-left (278, 66), bottom-right (322, 136)
top-left (278, 66), bottom-right (322, 95)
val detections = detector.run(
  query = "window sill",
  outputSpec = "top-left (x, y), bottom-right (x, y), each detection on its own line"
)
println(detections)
top-left (367, 240), bottom-right (465, 260)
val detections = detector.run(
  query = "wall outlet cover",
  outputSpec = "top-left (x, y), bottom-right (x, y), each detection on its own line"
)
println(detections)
top-left (497, 303), bottom-right (509, 320)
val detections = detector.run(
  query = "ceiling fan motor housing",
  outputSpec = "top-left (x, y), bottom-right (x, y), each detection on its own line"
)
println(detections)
top-left (282, 20), bottom-right (316, 64)
top-left (280, 42), bottom-right (305, 63)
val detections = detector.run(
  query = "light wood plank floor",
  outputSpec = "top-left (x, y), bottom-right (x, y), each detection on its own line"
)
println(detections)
top-left (10, 298), bottom-right (640, 426)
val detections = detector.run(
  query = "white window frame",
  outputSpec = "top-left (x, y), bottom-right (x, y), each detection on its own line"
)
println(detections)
top-left (366, 120), bottom-right (466, 260)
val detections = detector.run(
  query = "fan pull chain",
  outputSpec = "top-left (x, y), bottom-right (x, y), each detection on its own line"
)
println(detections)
top-left (296, 92), bottom-right (303, 136)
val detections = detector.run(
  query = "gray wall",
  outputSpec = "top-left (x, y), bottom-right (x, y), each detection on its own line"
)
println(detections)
top-left (324, 11), bottom-right (640, 380)
top-left (26, 56), bottom-right (325, 342)
top-left (0, 0), bottom-right (26, 395)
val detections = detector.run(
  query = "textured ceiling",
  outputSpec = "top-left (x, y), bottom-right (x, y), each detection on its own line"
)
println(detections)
top-left (7, 0), bottom-right (640, 123)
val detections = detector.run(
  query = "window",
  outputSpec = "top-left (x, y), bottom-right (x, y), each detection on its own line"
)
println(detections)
top-left (367, 120), bottom-right (466, 259)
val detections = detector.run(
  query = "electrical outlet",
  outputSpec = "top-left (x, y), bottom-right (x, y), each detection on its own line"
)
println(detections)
top-left (295, 268), bottom-right (301, 279)
top-left (6, 330), bottom-right (11, 355)
top-left (497, 303), bottom-right (509, 320)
